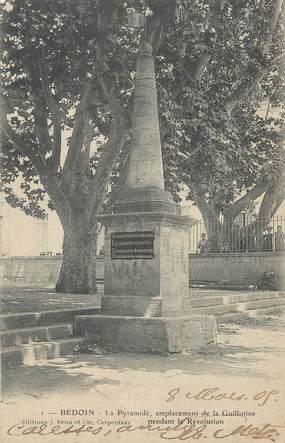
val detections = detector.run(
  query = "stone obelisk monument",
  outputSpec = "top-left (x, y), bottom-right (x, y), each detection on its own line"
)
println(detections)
top-left (75, 42), bottom-right (216, 353)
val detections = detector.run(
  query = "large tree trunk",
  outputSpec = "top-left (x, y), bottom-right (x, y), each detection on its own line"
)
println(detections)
top-left (205, 218), bottom-right (222, 252)
top-left (220, 215), bottom-right (235, 251)
top-left (192, 180), bottom-right (285, 253)
top-left (193, 190), bottom-right (222, 252)
top-left (56, 219), bottom-right (97, 294)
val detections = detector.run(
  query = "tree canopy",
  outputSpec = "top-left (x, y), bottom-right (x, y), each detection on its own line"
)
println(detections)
top-left (1, 0), bottom-right (284, 290)
top-left (1, 0), bottom-right (139, 218)
top-left (156, 0), bottom-right (285, 225)
top-left (1, 0), bottom-right (284, 219)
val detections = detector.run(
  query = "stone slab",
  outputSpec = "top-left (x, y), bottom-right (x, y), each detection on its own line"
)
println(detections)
top-left (0, 307), bottom-right (100, 330)
top-left (0, 323), bottom-right (73, 348)
top-left (1, 338), bottom-right (81, 369)
top-left (74, 314), bottom-right (217, 354)
top-left (244, 298), bottom-right (285, 310)
top-left (101, 295), bottom-right (162, 317)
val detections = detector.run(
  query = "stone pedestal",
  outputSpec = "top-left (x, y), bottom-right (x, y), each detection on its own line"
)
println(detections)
top-left (75, 315), bottom-right (216, 354)
top-left (74, 211), bottom-right (217, 353)
top-left (101, 212), bottom-right (192, 317)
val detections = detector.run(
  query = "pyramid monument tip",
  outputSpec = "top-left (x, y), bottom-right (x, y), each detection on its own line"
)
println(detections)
top-left (113, 33), bottom-right (180, 214)
top-left (139, 41), bottom-right (153, 56)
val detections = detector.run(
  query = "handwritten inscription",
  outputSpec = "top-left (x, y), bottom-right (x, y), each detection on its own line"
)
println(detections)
top-left (6, 421), bottom-right (282, 441)
top-left (166, 387), bottom-right (279, 407)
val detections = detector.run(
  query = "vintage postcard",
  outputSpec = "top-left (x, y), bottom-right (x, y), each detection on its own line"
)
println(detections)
top-left (1, 0), bottom-right (285, 442)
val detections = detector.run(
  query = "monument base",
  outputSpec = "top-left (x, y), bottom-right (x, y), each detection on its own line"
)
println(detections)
top-left (74, 314), bottom-right (217, 354)
top-left (101, 295), bottom-right (162, 316)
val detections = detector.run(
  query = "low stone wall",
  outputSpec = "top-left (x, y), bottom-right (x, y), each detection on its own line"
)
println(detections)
top-left (1, 253), bottom-right (284, 290)
top-left (189, 251), bottom-right (285, 289)
top-left (0, 256), bottom-right (104, 288)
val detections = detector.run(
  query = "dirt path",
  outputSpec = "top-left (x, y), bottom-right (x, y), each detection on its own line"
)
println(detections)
top-left (1, 313), bottom-right (285, 443)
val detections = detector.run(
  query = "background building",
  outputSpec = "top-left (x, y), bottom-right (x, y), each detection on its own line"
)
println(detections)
top-left (0, 198), bottom-right (63, 256)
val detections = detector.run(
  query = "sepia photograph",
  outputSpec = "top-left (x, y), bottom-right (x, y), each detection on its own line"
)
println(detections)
top-left (0, 0), bottom-right (285, 441)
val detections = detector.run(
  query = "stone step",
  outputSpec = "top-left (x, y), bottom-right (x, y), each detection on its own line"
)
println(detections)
top-left (244, 297), bottom-right (285, 310)
top-left (0, 307), bottom-right (100, 330)
top-left (190, 290), bottom-right (285, 299)
top-left (190, 290), bottom-right (248, 298)
top-left (192, 298), bottom-right (285, 317)
top-left (190, 282), bottom-right (257, 291)
top-left (192, 303), bottom-right (239, 316)
top-left (189, 291), bottom-right (285, 308)
top-left (215, 312), bottom-right (250, 323)
top-left (0, 323), bottom-right (73, 348)
top-left (232, 291), bottom-right (285, 302)
top-left (190, 296), bottom-right (224, 308)
top-left (215, 305), bottom-right (285, 323)
top-left (1, 338), bottom-right (81, 369)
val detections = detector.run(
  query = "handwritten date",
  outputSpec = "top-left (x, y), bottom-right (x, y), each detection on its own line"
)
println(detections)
top-left (166, 387), bottom-right (279, 407)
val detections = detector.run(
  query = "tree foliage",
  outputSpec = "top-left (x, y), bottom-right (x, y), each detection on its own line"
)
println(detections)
top-left (156, 0), bottom-right (285, 227)
top-left (2, 0), bottom-right (284, 221)
top-left (1, 0), bottom-right (284, 288)
top-left (1, 0), bottom-right (138, 217)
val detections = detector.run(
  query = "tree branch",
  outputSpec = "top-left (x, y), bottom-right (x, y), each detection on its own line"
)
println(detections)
top-left (192, 52), bottom-right (212, 81)
top-left (191, 182), bottom-right (220, 223)
top-left (101, 131), bottom-right (131, 211)
top-left (24, 57), bottom-right (52, 164)
top-left (39, 172), bottom-right (70, 224)
top-left (224, 61), bottom-right (273, 114)
top-left (181, 0), bottom-right (225, 82)
top-left (223, 179), bottom-right (273, 220)
top-left (82, 118), bottom-right (94, 170)
top-left (224, 0), bottom-right (284, 114)
top-left (263, 0), bottom-right (284, 54)
top-left (257, 175), bottom-right (285, 220)
top-left (38, 52), bottom-right (62, 170)
top-left (86, 77), bottom-right (126, 223)
top-left (62, 83), bottom-right (93, 177)
top-left (146, 14), bottom-right (163, 54)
